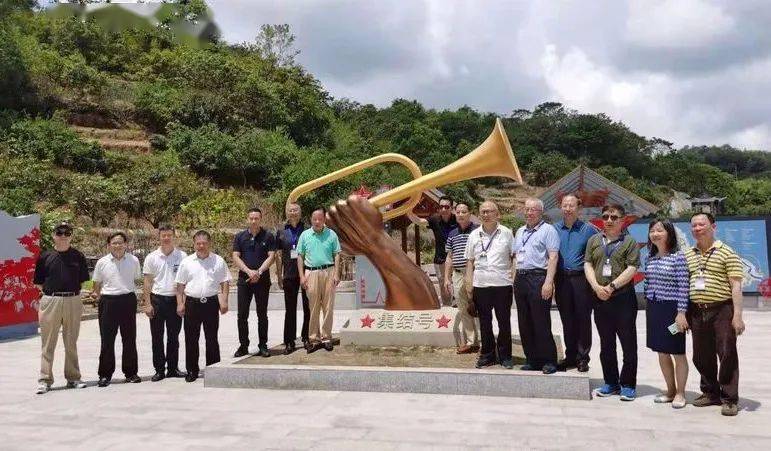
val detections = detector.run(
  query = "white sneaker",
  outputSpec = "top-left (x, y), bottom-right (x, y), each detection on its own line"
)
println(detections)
top-left (66, 380), bottom-right (87, 389)
top-left (36, 383), bottom-right (50, 394)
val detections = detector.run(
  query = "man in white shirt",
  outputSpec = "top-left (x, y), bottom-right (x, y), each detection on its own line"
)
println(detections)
top-left (142, 224), bottom-right (187, 382)
top-left (464, 201), bottom-right (515, 369)
top-left (92, 231), bottom-right (142, 387)
top-left (175, 230), bottom-right (231, 383)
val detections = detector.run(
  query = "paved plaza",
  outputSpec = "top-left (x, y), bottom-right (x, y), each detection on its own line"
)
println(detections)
top-left (2, 309), bottom-right (771, 450)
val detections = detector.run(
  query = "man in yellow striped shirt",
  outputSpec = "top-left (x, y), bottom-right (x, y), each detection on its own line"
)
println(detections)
top-left (685, 212), bottom-right (745, 416)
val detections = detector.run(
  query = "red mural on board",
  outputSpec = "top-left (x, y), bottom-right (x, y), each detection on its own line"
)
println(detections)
top-left (0, 228), bottom-right (41, 327)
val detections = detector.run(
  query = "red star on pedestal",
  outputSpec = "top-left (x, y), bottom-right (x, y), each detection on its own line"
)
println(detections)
top-left (360, 314), bottom-right (375, 328)
top-left (436, 315), bottom-right (451, 328)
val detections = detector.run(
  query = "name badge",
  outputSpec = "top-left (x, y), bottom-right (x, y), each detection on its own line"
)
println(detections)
top-left (602, 260), bottom-right (612, 278)
top-left (695, 276), bottom-right (706, 290)
top-left (516, 250), bottom-right (525, 264)
top-left (477, 254), bottom-right (488, 266)
top-left (290, 249), bottom-right (298, 259)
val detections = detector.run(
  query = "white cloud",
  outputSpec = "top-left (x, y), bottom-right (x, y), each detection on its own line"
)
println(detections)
top-left (625, 0), bottom-right (736, 48)
top-left (731, 124), bottom-right (771, 149)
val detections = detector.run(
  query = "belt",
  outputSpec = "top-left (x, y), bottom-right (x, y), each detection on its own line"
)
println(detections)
top-left (44, 291), bottom-right (78, 297)
top-left (691, 300), bottom-right (731, 310)
top-left (516, 268), bottom-right (547, 275)
top-left (559, 269), bottom-right (584, 276)
top-left (304, 264), bottom-right (333, 271)
top-left (151, 293), bottom-right (177, 300)
top-left (187, 295), bottom-right (217, 304)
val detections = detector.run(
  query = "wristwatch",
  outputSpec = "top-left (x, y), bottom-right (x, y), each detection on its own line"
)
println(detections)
top-left (609, 281), bottom-right (617, 291)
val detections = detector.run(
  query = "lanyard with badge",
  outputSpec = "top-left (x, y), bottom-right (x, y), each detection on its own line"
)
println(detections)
top-left (517, 221), bottom-right (543, 264)
top-left (601, 235), bottom-right (623, 277)
top-left (288, 226), bottom-right (301, 259)
top-left (478, 228), bottom-right (500, 265)
top-left (695, 248), bottom-right (716, 290)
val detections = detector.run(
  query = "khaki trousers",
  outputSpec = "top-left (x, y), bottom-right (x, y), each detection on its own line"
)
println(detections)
top-left (38, 295), bottom-right (83, 384)
top-left (452, 269), bottom-right (479, 346)
top-left (434, 262), bottom-right (452, 306)
top-left (306, 268), bottom-right (336, 343)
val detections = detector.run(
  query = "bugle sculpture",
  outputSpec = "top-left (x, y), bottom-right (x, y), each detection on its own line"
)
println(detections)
top-left (287, 118), bottom-right (523, 310)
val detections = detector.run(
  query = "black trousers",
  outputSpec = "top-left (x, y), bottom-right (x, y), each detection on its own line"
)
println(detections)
top-left (687, 301), bottom-right (739, 403)
top-left (184, 296), bottom-right (220, 376)
top-left (474, 285), bottom-right (513, 362)
top-left (237, 281), bottom-right (270, 348)
top-left (98, 293), bottom-right (138, 379)
top-left (555, 271), bottom-right (594, 364)
top-left (514, 272), bottom-right (558, 367)
top-left (594, 286), bottom-right (638, 388)
top-left (282, 277), bottom-right (310, 344)
top-left (149, 294), bottom-right (182, 372)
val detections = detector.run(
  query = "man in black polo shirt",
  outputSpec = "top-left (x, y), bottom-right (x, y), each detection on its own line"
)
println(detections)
top-left (232, 207), bottom-right (276, 358)
top-left (275, 202), bottom-right (310, 354)
top-left (408, 195), bottom-right (458, 306)
top-left (33, 222), bottom-right (90, 394)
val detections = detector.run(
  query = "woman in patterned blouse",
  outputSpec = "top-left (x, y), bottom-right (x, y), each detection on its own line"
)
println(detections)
top-left (644, 219), bottom-right (690, 409)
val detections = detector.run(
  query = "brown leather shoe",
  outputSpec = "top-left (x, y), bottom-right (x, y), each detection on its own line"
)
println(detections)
top-left (721, 402), bottom-right (738, 416)
top-left (457, 345), bottom-right (473, 354)
top-left (693, 393), bottom-right (721, 407)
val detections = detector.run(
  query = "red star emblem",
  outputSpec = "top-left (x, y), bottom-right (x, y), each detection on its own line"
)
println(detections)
top-left (360, 314), bottom-right (375, 328)
top-left (760, 278), bottom-right (771, 299)
top-left (436, 315), bottom-right (451, 328)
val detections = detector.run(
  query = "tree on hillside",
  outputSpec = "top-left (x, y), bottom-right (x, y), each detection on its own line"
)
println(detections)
top-left (253, 24), bottom-right (300, 67)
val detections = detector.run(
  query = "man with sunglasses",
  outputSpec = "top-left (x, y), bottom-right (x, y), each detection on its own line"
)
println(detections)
top-left (33, 222), bottom-right (90, 394)
top-left (512, 198), bottom-right (561, 375)
top-left (585, 204), bottom-right (640, 401)
top-left (409, 196), bottom-right (458, 306)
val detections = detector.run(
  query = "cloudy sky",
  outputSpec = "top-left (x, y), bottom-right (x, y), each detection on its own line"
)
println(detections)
top-left (205, 0), bottom-right (770, 150)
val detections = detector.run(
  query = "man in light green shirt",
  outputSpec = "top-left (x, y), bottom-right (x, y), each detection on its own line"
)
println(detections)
top-left (297, 207), bottom-right (341, 352)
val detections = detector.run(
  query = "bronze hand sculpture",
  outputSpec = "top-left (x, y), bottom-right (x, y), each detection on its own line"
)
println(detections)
top-left (326, 195), bottom-right (439, 310)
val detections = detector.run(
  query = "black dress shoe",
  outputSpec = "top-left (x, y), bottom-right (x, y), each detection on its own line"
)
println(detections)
top-left (185, 373), bottom-right (197, 383)
top-left (166, 369), bottom-right (187, 378)
top-left (577, 361), bottom-right (589, 372)
top-left (233, 347), bottom-right (249, 358)
top-left (151, 372), bottom-right (165, 382)
top-left (306, 342), bottom-right (321, 354)
top-left (520, 363), bottom-right (540, 371)
top-left (475, 359), bottom-right (497, 369)
top-left (125, 375), bottom-right (142, 383)
top-left (257, 346), bottom-right (271, 358)
top-left (284, 343), bottom-right (295, 355)
top-left (323, 342), bottom-right (334, 352)
top-left (542, 363), bottom-right (558, 375)
top-left (97, 377), bottom-right (111, 387)
top-left (557, 359), bottom-right (577, 371)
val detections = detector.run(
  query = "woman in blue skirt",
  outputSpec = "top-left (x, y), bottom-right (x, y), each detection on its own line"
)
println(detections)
top-left (644, 220), bottom-right (689, 409)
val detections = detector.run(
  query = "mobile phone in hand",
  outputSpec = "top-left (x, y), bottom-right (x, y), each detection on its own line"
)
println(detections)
top-left (667, 322), bottom-right (680, 335)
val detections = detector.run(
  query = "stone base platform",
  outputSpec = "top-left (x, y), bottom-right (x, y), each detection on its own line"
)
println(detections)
top-left (204, 341), bottom-right (587, 400)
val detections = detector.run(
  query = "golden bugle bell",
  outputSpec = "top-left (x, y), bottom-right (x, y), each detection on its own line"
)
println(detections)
top-left (286, 118), bottom-right (523, 220)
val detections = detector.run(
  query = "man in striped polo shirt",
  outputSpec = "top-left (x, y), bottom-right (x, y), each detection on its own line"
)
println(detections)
top-left (685, 212), bottom-right (745, 416)
top-left (444, 203), bottom-right (480, 354)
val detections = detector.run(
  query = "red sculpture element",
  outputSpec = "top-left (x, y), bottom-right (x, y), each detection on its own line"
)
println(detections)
top-left (556, 188), bottom-right (610, 208)
top-left (759, 278), bottom-right (771, 299)
top-left (352, 184), bottom-right (373, 199)
top-left (0, 228), bottom-right (41, 327)
top-left (360, 314), bottom-right (375, 328)
top-left (435, 315), bottom-right (451, 328)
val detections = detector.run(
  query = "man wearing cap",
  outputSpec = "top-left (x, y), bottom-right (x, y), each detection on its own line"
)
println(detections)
top-left (141, 224), bottom-right (187, 381)
top-left (444, 202), bottom-right (480, 354)
top-left (297, 207), bottom-right (341, 353)
top-left (175, 230), bottom-right (231, 383)
top-left (92, 231), bottom-right (142, 387)
top-left (275, 202), bottom-right (310, 354)
top-left (232, 207), bottom-right (276, 358)
top-left (33, 222), bottom-right (90, 394)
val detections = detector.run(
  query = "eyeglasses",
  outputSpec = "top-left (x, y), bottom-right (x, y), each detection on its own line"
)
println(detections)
top-left (601, 214), bottom-right (620, 221)
top-left (55, 230), bottom-right (72, 237)
top-left (439, 205), bottom-right (452, 209)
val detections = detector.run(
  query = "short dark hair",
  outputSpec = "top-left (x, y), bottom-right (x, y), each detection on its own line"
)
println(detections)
top-left (601, 203), bottom-right (625, 216)
top-left (455, 202), bottom-right (470, 210)
top-left (106, 231), bottom-right (128, 244)
top-left (248, 207), bottom-right (262, 215)
top-left (439, 196), bottom-right (453, 205)
top-left (158, 224), bottom-right (174, 233)
top-left (647, 219), bottom-right (679, 255)
top-left (193, 230), bottom-right (211, 241)
top-left (312, 206), bottom-right (326, 215)
top-left (691, 211), bottom-right (716, 224)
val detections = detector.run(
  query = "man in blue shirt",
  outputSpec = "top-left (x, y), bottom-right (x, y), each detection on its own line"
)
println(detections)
top-left (553, 194), bottom-right (598, 372)
top-left (512, 198), bottom-right (561, 374)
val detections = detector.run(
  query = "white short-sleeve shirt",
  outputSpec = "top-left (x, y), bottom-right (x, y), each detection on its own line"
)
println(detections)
top-left (463, 223), bottom-right (514, 287)
top-left (143, 247), bottom-right (188, 296)
top-left (175, 253), bottom-right (232, 298)
top-left (93, 253), bottom-right (141, 295)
